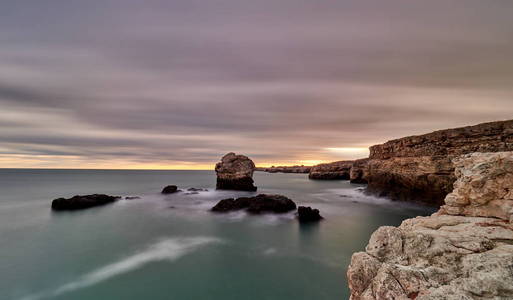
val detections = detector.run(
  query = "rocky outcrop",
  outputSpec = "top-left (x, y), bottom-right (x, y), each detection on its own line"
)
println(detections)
top-left (309, 160), bottom-right (354, 180)
top-left (211, 194), bottom-right (296, 214)
top-left (365, 119), bottom-right (513, 205)
top-left (347, 152), bottom-right (513, 300)
top-left (161, 185), bottom-right (179, 194)
top-left (440, 152), bottom-right (513, 222)
top-left (297, 206), bottom-right (323, 223)
top-left (215, 152), bottom-right (257, 191)
top-left (350, 158), bottom-right (370, 184)
top-left (52, 194), bottom-right (120, 210)
top-left (256, 165), bottom-right (312, 173)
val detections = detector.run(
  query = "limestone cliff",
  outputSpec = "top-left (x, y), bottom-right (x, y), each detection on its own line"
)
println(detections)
top-left (309, 160), bottom-right (354, 180)
top-left (347, 152), bottom-right (513, 300)
top-left (256, 165), bottom-right (312, 173)
top-left (364, 119), bottom-right (513, 205)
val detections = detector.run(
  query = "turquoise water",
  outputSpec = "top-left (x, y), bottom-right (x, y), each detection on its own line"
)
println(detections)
top-left (0, 169), bottom-right (434, 300)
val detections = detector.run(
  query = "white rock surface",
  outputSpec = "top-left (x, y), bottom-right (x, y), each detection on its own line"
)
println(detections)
top-left (347, 152), bottom-right (513, 300)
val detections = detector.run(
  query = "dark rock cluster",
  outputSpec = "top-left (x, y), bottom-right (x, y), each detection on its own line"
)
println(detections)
top-left (51, 194), bottom-right (120, 211)
top-left (161, 185), bottom-right (179, 194)
top-left (211, 194), bottom-right (297, 214)
top-left (297, 206), bottom-right (323, 223)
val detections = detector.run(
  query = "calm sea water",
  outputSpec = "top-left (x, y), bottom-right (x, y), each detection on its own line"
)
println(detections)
top-left (0, 169), bottom-right (434, 300)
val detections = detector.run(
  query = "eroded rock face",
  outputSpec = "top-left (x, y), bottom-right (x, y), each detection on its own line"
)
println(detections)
top-left (350, 158), bottom-right (370, 184)
top-left (309, 160), bottom-right (354, 180)
top-left (365, 156), bottom-right (454, 206)
top-left (215, 152), bottom-right (257, 191)
top-left (211, 194), bottom-right (296, 214)
top-left (52, 194), bottom-right (120, 210)
top-left (365, 119), bottom-right (513, 205)
top-left (441, 152), bottom-right (513, 222)
top-left (347, 151), bottom-right (513, 300)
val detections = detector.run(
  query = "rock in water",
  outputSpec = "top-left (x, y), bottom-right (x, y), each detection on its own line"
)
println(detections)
top-left (211, 194), bottom-right (296, 214)
top-left (51, 194), bottom-right (120, 211)
top-left (297, 206), bottom-right (323, 222)
top-left (215, 152), bottom-right (257, 191)
top-left (347, 151), bottom-right (513, 300)
top-left (161, 185), bottom-right (178, 194)
top-left (309, 160), bottom-right (354, 180)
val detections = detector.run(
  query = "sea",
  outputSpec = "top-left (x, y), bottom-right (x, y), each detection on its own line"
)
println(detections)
top-left (0, 169), bottom-right (434, 300)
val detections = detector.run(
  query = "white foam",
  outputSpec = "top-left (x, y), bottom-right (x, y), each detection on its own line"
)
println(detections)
top-left (20, 237), bottom-right (221, 300)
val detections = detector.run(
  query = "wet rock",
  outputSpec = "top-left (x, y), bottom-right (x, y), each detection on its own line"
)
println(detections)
top-left (211, 194), bottom-right (296, 214)
top-left (125, 196), bottom-right (141, 200)
top-left (297, 206), bottom-right (323, 222)
top-left (215, 152), bottom-right (257, 191)
top-left (51, 194), bottom-right (120, 211)
top-left (161, 185), bottom-right (178, 194)
top-left (187, 188), bottom-right (207, 192)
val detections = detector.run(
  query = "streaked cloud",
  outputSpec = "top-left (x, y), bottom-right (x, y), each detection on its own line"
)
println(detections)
top-left (0, 0), bottom-right (512, 168)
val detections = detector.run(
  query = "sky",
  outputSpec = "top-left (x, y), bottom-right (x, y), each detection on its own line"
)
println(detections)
top-left (1, 0), bottom-right (513, 169)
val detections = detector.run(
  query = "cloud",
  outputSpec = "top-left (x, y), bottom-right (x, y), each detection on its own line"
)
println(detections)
top-left (0, 0), bottom-right (512, 168)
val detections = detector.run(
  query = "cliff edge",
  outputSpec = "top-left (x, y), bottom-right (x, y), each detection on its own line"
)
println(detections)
top-left (347, 151), bottom-right (513, 299)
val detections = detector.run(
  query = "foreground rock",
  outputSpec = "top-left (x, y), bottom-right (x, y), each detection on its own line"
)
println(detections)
top-left (211, 194), bottom-right (296, 214)
top-left (364, 119), bottom-right (513, 205)
top-left (347, 152), bottom-right (513, 300)
top-left (297, 206), bottom-right (323, 223)
top-left (215, 152), bottom-right (257, 191)
top-left (309, 160), bottom-right (354, 180)
top-left (256, 165), bottom-right (312, 173)
top-left (161, 185), bottom-right (179, 194)
top-left (52, 194), bottom-right (120, 211)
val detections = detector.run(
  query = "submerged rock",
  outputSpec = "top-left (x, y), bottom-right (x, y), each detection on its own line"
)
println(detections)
top-left (187, 188), bottom-right (208, 192)
top-left (297, 206), bottom-right (323, 223)
top-left (347, 151), bottom-right (513, 299)
top-left (211, 194), bottom-right (296, 214)
top-left (51, 194), bottom-right (120, 211)
top-left (161, 185), bottom-right (179, 194)
top-left (215, 152), bottom-right (257, 191)
top-left (125, 196), bottom-right (141, 200)
top-left (309, 160), bottom-right (354, 180)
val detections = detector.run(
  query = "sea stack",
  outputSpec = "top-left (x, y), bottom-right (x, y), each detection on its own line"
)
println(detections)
top-left (347, 151), bottom-right (513, 299)
top-left (215, 152), bottom-right (257, 191)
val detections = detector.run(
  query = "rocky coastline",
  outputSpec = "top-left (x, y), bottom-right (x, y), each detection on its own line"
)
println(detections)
top-left (305, 119), bottom-right (513, 206)
top-left (347, 151), bottom-right (513, 299)
top-left (309, 160), bottom-right (354, 180)
top-left (256, 165), bottom-right (312, 173)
